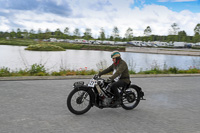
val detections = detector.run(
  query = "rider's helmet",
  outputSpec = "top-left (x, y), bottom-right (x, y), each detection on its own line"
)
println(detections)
top-left (111, 50), bottom-right (121, 58)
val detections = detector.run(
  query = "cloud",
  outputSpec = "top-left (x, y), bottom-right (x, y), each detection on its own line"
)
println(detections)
top-left (37, 0), bottom-right (72, 16)
top-left (0, 0), bottom-right (200, 37)
top-left (1, 0), bottom-right (38, 10)
top-left (0, 0), bottom-right (72, 16)
top-left (89, 0), bottom-right (112, 11)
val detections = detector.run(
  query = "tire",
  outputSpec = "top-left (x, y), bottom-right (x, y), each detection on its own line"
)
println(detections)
top-left (67, 88), bottom-right (92, 115)
top-left (121, 86), bottom-right (141, 110)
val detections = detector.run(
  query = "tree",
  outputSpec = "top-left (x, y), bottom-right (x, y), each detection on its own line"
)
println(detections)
top-left (144, 26), bottom-right (152, 36)
top-left (29, 29), bottom-right (37, 39)
top-left (99, 27), bottom-right (106, 41)
top-left (73, 28), bottom-right (80, 38)
top-left (44, 28), bottom-right (51, 39)
top-left (112, 26), bottom-right (120, 43)
top-left (83, 28), bottom-right (92, 40)
top-left (55, 28), bottom-right (63, 38)
top-left (169, 23), bottom-right (180, 35)
top-left (64, 27), bottom-right (70, 39)
top-left (23, 29), bottom-right (28, 39)
top-left (10, 30), bottom-right (16, 38)
top-left (109, 36), bottom-right (114, 41)
top-left (178, 30), bottom-right (187, 42)
top-left (16, 28), bottom-right (22, 38)
top-left (193, 32), bottom-right (200, 43)
top-left (37, 28), bottom-right (43, 39)
top-left (194, 23), bottom-right (200, 35)
top-left (64, 27), bottom-right (70, 35)
top-left (125, 27), bottom-right (133, 41)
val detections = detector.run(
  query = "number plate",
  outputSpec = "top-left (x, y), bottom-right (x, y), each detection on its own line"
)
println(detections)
top-left (88, 79), bottom-right (97, 87)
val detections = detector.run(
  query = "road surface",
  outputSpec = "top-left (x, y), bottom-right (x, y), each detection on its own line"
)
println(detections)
top-left (0, 76), bottom-right (200, 133)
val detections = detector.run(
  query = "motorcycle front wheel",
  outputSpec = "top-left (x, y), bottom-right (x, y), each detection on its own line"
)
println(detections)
top-left (67, 89), bottom-right (91, 115)
top-left (121, 86), bottom-right (140, 110)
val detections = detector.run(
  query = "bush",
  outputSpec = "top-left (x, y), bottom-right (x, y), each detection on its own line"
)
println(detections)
top-left (186, 68), bottom-right (200, 73)
top-left (168, 67), bottom-right (179, 74)
top-left (51, 71), bottom-right (62, 76)
top-left (0, 67), bottom-right (10, 76)
top-left (66, 71), bottom-right (77, 75)
top-left (34, 72), bottom-right (48, 76)
top-left (88, 69), bottom-right (97, 75)
top-left (15, 69), bottom-right (29, 76)
top-left (29, 64), bottom-right (46, 75)
top-left (129, 70), bottom-right (136, 74)
top-left (139, 67), bottom-right (163, 74)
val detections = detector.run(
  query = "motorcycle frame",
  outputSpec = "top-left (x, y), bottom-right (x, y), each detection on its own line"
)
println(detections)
top-left (72, 79), bottom-right (144, 109)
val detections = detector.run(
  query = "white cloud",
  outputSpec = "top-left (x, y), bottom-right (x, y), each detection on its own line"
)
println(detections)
top-left (0, 0), bottom-right (200, 37)
top-left (0, 17), bottom-right (10, 31)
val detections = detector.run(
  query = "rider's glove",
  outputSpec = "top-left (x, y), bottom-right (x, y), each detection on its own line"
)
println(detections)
top-left (94, 74), bottom-right (99, 79)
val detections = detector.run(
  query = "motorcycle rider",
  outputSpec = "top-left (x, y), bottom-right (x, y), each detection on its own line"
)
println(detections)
top-left (98, 50), bottom-right (131, 106)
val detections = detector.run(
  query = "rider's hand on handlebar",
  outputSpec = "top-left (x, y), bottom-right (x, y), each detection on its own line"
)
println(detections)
top-left (94, 74), bottom-right (99, 79)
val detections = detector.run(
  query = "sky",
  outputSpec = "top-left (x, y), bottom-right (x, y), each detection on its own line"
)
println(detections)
top-left (0, 0), bottom-right (200, 37)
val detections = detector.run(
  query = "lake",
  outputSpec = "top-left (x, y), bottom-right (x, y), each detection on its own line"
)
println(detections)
top-left (0, 45), bottom-right (200, 72)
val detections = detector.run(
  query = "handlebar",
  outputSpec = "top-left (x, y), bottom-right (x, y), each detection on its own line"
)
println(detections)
top-left (93, 75), bottom-right (99, 79)
top-left (93, 75), bottom-right (113, 84)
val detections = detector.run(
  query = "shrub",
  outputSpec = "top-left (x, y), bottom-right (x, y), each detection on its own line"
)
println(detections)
top-left (0, 67), bottom-right (10, 76)
top-left (168, 67), bottom-right (179, 74)
top-left (129, 70), bottom-right (136, 74)
top-left (66, 71), bottom-right (77, 75)
top-left (51, 71), bottom-right (62, 76)
top-left (29, 64), bottom-right (46, 75)
top-left (15, 69), bottom-right (29, 76)
top-left (186, 68), bottom-right (200, 73)
top-left (139, 67), bottom-right (162, 74)
top-left (34, 72), bottom-right (48, 76)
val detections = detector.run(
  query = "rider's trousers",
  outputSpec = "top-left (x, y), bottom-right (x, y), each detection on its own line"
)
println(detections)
top-left (110, 80), bottom-right (127, 100)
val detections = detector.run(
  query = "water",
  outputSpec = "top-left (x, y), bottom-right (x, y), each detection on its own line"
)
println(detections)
top-left (0, 45), bottom-right (200, 72)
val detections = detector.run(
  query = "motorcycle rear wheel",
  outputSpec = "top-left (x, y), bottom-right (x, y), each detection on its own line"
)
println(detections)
top-left (67, 89), bottom-right (91, 115)
top-left (121, 86), bottom-right (140, 110)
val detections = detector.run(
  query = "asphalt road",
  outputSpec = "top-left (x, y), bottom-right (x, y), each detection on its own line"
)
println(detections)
top-left (0, 76), bottom-right (200, 133)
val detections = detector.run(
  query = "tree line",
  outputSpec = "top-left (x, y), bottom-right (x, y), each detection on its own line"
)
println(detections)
top-left (1, 23), bottom-right (200, 43)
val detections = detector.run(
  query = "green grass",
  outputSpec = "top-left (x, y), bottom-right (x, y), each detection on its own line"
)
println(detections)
top-left (0, 39), bottom-right (36, 46)
top-left (0, 39), bottom-right (125, 51)
top-left (25, 44), bottom-right (65, 51)
top-left (54, 43), bottom-right (125, 51)
top-left (1, 64), bottom-right (200, 77)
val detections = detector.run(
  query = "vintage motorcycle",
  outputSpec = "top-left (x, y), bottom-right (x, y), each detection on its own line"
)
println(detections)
top-left (67, 75), bottom-right (145, 115)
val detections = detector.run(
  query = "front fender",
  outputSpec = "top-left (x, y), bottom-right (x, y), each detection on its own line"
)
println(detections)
top-left (74, 85), bottom-right (95, 106)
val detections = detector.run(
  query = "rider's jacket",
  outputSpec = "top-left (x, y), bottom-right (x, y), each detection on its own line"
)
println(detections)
top-left (98, 59), bottom-right (130, 84)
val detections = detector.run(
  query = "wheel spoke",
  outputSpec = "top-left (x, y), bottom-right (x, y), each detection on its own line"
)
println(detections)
top-left (70, 90), bottom-right (90, 112)
top-left (121, 87), bottom-right (140, 109)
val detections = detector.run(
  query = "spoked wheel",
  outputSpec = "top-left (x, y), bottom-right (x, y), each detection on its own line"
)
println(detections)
top-left (67, 89), bottom-right (91, 115)
top-left (121, 87), bottom-right (140, 110)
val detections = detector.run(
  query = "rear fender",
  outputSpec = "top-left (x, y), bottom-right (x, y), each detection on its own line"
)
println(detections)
top-left (129, 84), bottom-right (145, 99)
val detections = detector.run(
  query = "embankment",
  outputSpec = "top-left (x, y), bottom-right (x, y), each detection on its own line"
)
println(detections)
top-left (126, 47), bottom-right (200, 56)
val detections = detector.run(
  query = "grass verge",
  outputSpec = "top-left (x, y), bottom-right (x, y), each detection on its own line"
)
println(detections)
top-left (1, 64), bottom-right (200, 77)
